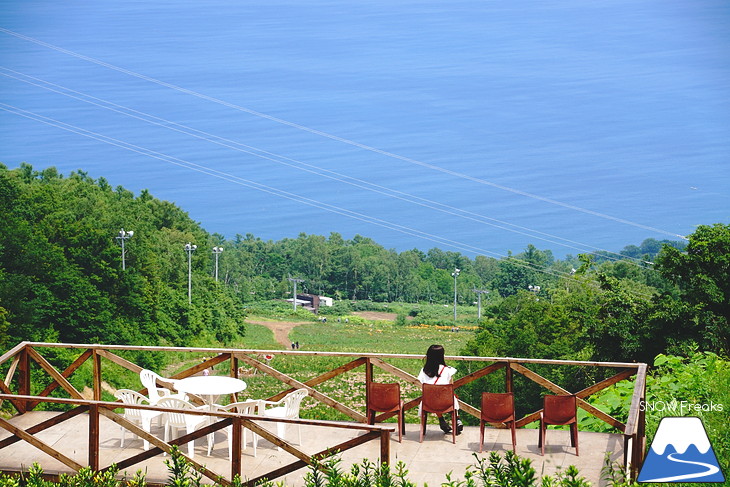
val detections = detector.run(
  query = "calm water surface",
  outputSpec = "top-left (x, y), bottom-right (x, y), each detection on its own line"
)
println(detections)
top-left (1, 0), bottom-right (729, 258)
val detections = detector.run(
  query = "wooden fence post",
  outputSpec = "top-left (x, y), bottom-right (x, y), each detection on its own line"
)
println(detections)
top-left (505, 361), bottom-right (513, 393)
top-left (89, 404), bottom-right (100, 471)
top-left (631, 371), bottom-right (647, 480)
top-left (231, 353), bottom-right (239, 378)
top-left (380, 429), bottom-right (390, 465)
top-left (231, 416), bottom-right (242, 479)
top-left (92, 349), bottom-right (102, 401)
top-left (364, 358), bottom-right (373, 423)
top-left (18, 345), bottom-right (31, 413)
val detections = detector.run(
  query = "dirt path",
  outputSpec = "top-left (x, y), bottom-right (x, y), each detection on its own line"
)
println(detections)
top-left (81, 381), bottom-right (116, 399)
top-left (247, 320), bottom-right (305, 347)
top-left (351, 311), bottom-right (398, 321)
top-left (248, 312), bottom-right (401, 348)
top-left (158, 320), bottom-right (306, 376)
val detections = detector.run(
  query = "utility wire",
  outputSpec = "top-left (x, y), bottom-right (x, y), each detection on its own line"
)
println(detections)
top-left (0, 27), bottom-right (688, 242)
top-left (1, 101), bottom-right (613, 290)
top-left (0, 66), bottom-right (662, 268)
top-left (0, 102), bottom-right (659, 299)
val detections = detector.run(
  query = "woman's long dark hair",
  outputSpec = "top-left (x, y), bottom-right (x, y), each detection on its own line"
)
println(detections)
top-left (423, 344), bottom-right (446, 378)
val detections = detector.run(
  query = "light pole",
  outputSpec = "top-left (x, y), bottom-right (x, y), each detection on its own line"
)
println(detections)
top-left (185, 242), bottom-right (197, 304)
top-left (212, 246), bottom-right (223, 282)
top-left (473, 289), bottom-right (489, 319)
top-left (287, 277), bottom-right (304, 311)
top-left (115, 229), bottom-right (134, 270)
top-left (528, 284), bottom-right (541, 300)
top-left (452, 268), bottom-right (460, 322)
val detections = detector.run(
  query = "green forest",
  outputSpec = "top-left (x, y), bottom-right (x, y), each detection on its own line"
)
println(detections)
top-left (0, 163), bottom-right (728, 365)
top-left (2, 163), bottom-right (729, 485)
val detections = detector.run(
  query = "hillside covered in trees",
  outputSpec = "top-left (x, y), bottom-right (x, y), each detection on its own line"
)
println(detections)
top-left (0, 164), bottom-right (246, 350)
top-left (0, 164), bottom-right (727, 364)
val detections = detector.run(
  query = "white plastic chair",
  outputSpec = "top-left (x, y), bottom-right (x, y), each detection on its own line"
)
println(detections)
top-left (140, 369), bottom-right (184, 404)
top-left (115, 389), bottom-right (163, 451)
top-left (156, 397), bottom-right (210, 458)
top-left (208, 400), bottom-right (261, 458)
top-left (259, 388), bottom-right (308, 450)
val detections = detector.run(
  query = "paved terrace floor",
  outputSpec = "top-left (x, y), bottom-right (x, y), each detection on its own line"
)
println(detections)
top-left (1, 412), bottom-right (623, 486)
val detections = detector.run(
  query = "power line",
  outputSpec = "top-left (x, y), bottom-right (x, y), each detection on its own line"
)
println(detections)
top-left (0, 67), bottom-right (661, 268)
top-left (0, 27), bottom-right (688, 242)
top-left (0, 102), bottom-right (659, 300)
top-left (0, 102), bottom-right (594, 285)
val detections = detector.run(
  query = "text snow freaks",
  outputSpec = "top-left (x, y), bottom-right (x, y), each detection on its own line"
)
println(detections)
top-left (640, 400), bottom-right (723, 413)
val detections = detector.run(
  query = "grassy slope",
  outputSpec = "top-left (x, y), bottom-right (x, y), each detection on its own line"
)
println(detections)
top-left (223, 319), bottom-right (474, 421)
top-left (290, 321), bottom-right (472, 354)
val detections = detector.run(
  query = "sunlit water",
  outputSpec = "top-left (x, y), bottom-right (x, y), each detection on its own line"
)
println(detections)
top-left (1, 0), bottom-right (728, 258)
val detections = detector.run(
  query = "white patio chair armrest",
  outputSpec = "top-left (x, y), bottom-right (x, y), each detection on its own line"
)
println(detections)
top-left (258, 399), bottom-right (284, 409)
top-left (259, 399), bottom-right (284, 406)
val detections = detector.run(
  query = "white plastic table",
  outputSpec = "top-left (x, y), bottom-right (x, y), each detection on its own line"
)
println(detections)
top-left (174, 376), bottom-right (247, 408)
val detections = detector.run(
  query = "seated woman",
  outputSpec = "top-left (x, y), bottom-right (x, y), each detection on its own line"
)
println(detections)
top-left (417, 344), bottom-right (463, 434)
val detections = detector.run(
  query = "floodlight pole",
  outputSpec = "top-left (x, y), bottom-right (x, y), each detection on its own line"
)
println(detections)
top-left (451, 268), bottom-right (460, 322)
top-left (212, 246), bottom-right (223, 282)
top-left (185, 243), bottom-right (197, 304)
top-left (115, 229), bottom-right (134, 270)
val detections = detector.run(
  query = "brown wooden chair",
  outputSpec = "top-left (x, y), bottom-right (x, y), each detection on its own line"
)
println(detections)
top-left (420, 383), bottom-right (457, 444)
top-left (538, 394), bottom-right (578, 456)
top-left (480, 392), bottom-right (516, 453)
top-left (367, 382), bottom-right (405, 442)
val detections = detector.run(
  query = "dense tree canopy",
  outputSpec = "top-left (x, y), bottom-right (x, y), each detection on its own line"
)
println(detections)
top-left (2, 164), bottom-right (726, 365)
top-left (654, 223), bottom-right (730, 353)
top-left (461, 225), bottom-right (730, 366)
top-left (0, 164), bottom-right (245, 347)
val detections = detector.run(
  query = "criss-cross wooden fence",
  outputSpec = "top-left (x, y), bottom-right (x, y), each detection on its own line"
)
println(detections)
top-left (0, 342), bottom-right (647, 483)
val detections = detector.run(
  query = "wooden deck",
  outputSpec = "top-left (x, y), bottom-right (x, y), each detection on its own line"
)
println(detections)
top-left (0, 342), bottom-right (646, 484)
top-left (1, 411), bottom-right (623, 486)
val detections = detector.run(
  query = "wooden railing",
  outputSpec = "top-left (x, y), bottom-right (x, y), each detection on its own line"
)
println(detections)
top-left (0, 342), bottom-right (648, 482)
top-left (0, 394), bottom-right (393, 486)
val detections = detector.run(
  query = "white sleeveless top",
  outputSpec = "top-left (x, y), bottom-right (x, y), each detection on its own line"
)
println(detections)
top-left (417, 365), bottom-right (457, 385)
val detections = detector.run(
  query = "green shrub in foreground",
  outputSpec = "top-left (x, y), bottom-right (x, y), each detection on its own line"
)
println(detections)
top-left (1, 448), bottom-right (600, 487)
top-left (0, 463), bottom-right (146, 487)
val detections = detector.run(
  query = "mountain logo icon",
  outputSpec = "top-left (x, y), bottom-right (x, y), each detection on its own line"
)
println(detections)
top-left (638, 417), bottom-right (725, 483)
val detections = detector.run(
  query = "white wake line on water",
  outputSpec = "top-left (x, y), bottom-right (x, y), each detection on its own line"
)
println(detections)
top-left (0, 27), bottom-right (688, 241)
top-left (0, 66), bottom-right (655, 267)
top-left (641, 453), bottom-right (721, 482)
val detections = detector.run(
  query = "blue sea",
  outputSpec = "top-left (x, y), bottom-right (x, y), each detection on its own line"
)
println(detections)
top-left (1, 0), bottom-right (729, 259)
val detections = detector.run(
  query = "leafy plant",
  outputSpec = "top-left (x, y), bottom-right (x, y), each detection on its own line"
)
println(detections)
top-left (22, 464), bottom-right (51, 487)
top-left (441, 452), bottom-right (590, 487)
top-left (302, 456), bottom-right (415, 487)
top-left (4, 463), bottom-right (146, 487)
top-left (600, 453), bottom-right (636, 487)
top-left (164, 446), bottom-right (203, 487)
top-left (0, 475), bottom-right (20, 487)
